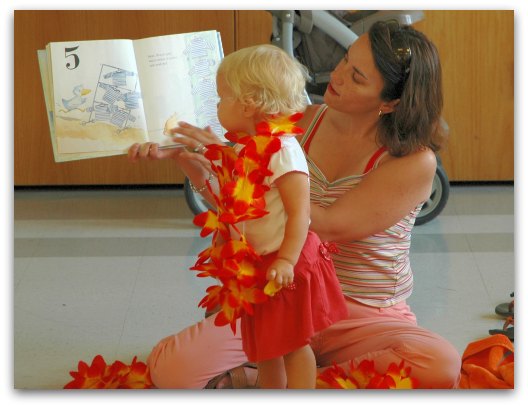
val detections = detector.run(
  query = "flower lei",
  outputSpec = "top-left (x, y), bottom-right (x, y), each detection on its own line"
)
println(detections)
top-left (64, 355), bottom-right (153, 389)
top-left (62, 354), bottom-right (418, 389)
top-left (316, 360), bottom-right (419, 389)
top-left (192, 113), bottom-right (304, 333)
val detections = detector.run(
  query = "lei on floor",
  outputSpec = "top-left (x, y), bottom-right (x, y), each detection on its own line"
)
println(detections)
top-left (63, 353), bottom-right (418, 389)
top-left (316, 360), bottom-right (419, 389)
top-left (192, 113), bottom-right (304, 334)
top-left (64, 355), bottom-right (153, 389)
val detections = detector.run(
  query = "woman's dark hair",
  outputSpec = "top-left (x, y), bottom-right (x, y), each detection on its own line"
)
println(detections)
top-left (369, 20), bottom-right (446, 156)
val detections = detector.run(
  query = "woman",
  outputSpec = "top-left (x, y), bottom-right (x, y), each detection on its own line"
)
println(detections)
top-left (128, 21), bottom-right (461, 389)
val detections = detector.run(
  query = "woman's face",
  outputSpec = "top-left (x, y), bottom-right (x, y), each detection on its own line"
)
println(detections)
top-left (324, 34), bottom-right (386, 115)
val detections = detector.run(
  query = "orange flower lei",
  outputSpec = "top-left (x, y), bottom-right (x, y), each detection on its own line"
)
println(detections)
top-left (192, 113), bottom-right (304, 333)
top-left (316, 359), bottom-right (419, 389)
top-left (64, 354), bottom-right (153, 389)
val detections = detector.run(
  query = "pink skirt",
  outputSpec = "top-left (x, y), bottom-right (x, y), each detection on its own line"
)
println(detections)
top-left (241, 231), bottom-right (348, 362)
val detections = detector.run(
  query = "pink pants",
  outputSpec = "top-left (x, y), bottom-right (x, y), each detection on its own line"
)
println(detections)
top-left (146, 299), bottom-right (461, 389)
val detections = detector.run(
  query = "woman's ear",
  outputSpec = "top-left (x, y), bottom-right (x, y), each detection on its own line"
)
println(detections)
top-left (379, 99), bottom-right (400, 115)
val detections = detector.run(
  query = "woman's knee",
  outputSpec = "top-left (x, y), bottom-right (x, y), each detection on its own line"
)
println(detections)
top-left (398, 334), bottom-right (461, 389)
top-left (146, 317), bottom-right (246, 388)
top-left (147, 334), bottom-right (201, 388)
top-left (427, 340), bottom-right (462, 388)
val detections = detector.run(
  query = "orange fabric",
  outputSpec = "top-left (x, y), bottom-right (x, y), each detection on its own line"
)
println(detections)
top-left (458, 334), bottom-right (514, 389)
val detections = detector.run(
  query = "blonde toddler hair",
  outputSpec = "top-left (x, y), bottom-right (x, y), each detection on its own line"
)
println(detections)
top-left (217, 44), bottom-right (308, 117)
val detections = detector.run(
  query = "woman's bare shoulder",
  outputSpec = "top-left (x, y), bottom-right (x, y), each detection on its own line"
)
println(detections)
top-left (375, 147), bottom-right (437, 188)
top-left (297, 104), bottom-right (322, 129)
top-left (380, 147), bottom-right (436, 169)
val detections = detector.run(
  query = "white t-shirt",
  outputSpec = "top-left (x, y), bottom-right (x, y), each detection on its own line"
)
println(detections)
top-left (234, 136), bottom-right (309, 255)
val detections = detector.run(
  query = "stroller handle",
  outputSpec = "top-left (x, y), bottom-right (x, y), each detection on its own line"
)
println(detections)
top-left (311, 11), bottom-right (358, 49)
top-left (270, 10), bottom-right (425, 53)
top-left (270, 10), bottom-right (359, 56)
top-left (269, 10), bottom-right (296, 57)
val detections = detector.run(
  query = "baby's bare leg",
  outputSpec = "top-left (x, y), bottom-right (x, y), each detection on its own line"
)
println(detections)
top-left (257, 357), bottom-right (287, 389)
top-left (283, 345), bottom-right (316, 389)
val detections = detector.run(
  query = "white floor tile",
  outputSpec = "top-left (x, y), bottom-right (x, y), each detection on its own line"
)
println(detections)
top-left (118, 256), bottom-right (211, 358)
top-left (14, 257), bottom-right (141, 389)
top-left (409, 252), bottom-right (497, 353)
top-left (472, 252), bottom-right (515, 303)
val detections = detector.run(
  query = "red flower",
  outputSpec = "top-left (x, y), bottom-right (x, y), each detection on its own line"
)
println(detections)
top-left (316, 359), bottom-right (419, 390)
top-left (266, 113), bottom-right (304, 135)
top-left (385, 360), bottom-right (420, 389)
top-left (64, 355), bottom-right (153, 389)
top-left (193, 210), bottom-right (221, 237)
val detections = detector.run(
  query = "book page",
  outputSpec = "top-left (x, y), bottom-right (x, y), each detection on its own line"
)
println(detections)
top-left (38, 49), bottom-right (124, 162)
top-left (37, 50), bottom-right (57, 157)
top-left (49, 39), bottom-right (149, 154)
top-left (133, 30), bottom-right (224, 146)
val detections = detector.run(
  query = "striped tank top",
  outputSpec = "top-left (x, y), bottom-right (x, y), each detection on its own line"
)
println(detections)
top-left (301, 105), bottom-right (422, 307)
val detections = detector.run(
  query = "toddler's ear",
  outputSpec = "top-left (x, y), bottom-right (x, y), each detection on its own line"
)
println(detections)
top-left (242, 99), bottom-right (258, 118)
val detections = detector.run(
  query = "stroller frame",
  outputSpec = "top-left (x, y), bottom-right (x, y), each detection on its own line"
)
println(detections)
top-left (184, 10), bottom-right (449, 225)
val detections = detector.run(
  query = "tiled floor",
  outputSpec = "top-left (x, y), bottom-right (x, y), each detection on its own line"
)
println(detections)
top-left (13, 184), bottom-right (514, 389)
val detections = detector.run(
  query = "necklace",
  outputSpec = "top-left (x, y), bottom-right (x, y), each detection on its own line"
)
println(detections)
top-left (191, 113), bottom-right (304, 333)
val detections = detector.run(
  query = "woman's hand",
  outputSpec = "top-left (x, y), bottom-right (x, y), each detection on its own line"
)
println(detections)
top-left (128, 120), bottom-right (223, 160)
top-left (128, 122), bottom-right (223, 170)
top-left (167, 121), bottom-right (223, 150)
top-left (165, 121), bottom-right (225, 172)
top-left (127, 142), bottom-right (185, 162)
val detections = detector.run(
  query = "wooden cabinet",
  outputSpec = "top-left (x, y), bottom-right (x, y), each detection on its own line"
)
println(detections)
top-left (235, 10), bottom-right (272, 49)
top-left (14, 10), bottom-right (236, 186)
top-left (14, 10), bottom-right (513, 185)
top-left (414, 10), bottom-right (514, 181)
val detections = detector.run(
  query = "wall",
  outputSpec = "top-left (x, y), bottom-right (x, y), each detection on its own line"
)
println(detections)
top-left (14, 10), bottom-right (513, 185)
top-left (414, 10), bottom-right (514, 181)
top-left (14, 10), bottom-right (236, 185)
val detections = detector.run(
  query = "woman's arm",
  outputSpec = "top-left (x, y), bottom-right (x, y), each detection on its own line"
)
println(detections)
top-left (266, 171), bottom-right (310, 287)
top-left (310, 148), bottom-right (437, 242)
top-left (128, 122), bottom-right (224, 206)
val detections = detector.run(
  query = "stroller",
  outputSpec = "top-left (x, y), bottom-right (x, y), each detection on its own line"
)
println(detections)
top-left (184, 10), bottom-right (449, 225)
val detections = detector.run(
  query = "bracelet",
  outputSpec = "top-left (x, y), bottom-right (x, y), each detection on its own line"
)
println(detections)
top-left (189, 173), bottom-right (214, 194)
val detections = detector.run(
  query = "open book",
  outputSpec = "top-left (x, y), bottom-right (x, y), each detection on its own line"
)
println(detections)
top-left (37, 30), bottom-right (224, 162)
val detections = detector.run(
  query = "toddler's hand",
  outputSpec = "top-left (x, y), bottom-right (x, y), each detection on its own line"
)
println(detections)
top-left (266, 258), bottom-right (294, 287)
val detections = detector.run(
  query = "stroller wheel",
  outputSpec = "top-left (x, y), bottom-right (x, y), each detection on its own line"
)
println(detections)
top-left (415, 160), bottom-right (450, 225)
top-left (184, 177), bottom-right (214, 216)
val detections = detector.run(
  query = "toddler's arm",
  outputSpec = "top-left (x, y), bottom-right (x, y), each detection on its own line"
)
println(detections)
top-left (266, 172), bottom-right (310, 287)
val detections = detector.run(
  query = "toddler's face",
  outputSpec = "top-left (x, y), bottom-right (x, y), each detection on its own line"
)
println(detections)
top-left (216, 73), bottom-right (255, 134)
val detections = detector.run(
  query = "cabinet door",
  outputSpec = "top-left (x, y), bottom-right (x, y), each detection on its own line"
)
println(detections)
top-left (14, 10), bottom-right (235, 186)
top-left (415, 10), bottom-right (514, 181)
top-left (235, 10), bottom-right (272, 49)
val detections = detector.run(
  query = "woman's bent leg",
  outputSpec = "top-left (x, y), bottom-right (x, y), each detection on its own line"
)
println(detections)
top-left (147, 315), bottom-right (247, 388)
top-left (313, 300), bottom-right (461, 389)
